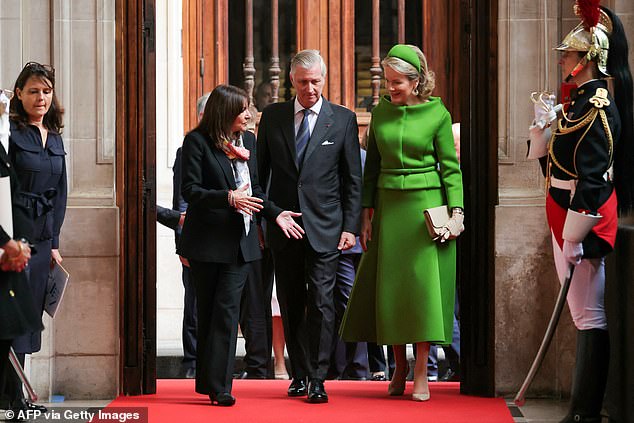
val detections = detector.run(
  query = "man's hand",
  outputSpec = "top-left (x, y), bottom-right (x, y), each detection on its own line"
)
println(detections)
top-left (275, 211), bottom-right (304, 239)
top-left (0, 239), bottom-right (31, 272)
top-left (179, 255), bottom-right (190, 268)
top-left (179, 212), bottom-right (186, 228)
top-left (338, 232), bottom-right (356, 251)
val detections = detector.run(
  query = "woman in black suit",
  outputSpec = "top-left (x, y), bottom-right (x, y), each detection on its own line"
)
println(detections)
top-left (177, 85), bottom-right (302, 406)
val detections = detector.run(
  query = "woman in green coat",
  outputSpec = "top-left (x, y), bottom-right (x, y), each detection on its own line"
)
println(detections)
top-left (340, 44), bottom-right (464, 402)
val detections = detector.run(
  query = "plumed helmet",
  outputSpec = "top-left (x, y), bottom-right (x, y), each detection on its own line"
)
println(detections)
top-left (554, 0), bottom-right (613, 77)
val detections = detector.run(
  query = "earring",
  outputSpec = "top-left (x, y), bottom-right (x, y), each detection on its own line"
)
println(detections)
top-left (412, 87), bottom-right (419, 96)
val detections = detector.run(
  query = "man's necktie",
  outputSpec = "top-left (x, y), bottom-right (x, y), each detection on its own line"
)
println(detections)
top-left (295, 108), bottom-right (310, 166)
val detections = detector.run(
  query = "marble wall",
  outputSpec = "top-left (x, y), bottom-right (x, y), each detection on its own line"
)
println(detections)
top-left (495, 0), bottom-right (634, 396)
top-left (0, 0), bottom-right (118, 400)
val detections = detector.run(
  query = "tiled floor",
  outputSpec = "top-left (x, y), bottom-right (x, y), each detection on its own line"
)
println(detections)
top-left (513, 399), bottom-right (611, 423)
top-left (512, 399), bottom-right (569, 422)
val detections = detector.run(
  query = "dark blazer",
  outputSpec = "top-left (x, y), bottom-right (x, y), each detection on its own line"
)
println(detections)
top-left (177, 130), bottom-right (268, 263)
top-left (172, 147), bottom-right (188, 248)
top-left (257, 97), bottom-right (362, 253)
top-left (0, 142), bottom-right (42, 340)
top-left (156, 205), bottom-right (181, 231)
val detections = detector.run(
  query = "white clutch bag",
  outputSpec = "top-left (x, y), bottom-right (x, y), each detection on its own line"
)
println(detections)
top-left (423, 205), bottom-right (450, 241)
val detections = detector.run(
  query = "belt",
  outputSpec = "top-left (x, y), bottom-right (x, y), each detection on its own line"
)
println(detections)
top-left (378, 166), bottom-right (441, 190)
top-left (549, 176), bottom-right (577, 192)
top-left (21, 189), bottom-right (57, 217)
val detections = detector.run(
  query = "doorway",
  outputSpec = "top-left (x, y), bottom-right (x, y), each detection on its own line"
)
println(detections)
top-left (118, 0), bottom-right (497, 397)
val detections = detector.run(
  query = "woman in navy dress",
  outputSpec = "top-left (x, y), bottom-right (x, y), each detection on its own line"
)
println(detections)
top-left (6, 62), bottom-right (67, 410)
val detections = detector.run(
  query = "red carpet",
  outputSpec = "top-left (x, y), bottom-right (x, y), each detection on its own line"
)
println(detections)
top-left (107, 380), bottom-right (513, 423)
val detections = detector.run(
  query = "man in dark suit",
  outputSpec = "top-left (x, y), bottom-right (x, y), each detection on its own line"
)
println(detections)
top-left (257, 50), bottom-right (362, 403)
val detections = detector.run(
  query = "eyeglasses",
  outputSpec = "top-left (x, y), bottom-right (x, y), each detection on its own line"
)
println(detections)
top-left (23, 61), bottom-right (55, 77)
top-left (0, 88), bottom-right (14, 100)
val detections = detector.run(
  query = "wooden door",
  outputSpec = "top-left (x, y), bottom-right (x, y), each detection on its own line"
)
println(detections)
top-left (116, 0), bottom-right (157, 395)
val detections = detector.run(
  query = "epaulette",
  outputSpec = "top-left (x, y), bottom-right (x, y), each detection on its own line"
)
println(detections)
top-left (589, 87), bottom-right (610, 109)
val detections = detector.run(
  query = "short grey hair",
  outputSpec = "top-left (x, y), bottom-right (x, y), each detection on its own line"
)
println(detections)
top-left (290, 50), bottom-right (327, 77)
top-left (196, 92), bottom-right (211, 115)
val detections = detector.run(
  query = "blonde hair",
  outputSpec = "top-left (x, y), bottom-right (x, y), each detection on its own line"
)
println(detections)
top-left (381, 45), bottom-right (435, 101)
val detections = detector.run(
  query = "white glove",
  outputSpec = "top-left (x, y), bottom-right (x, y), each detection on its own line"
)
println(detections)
top-left (563, 240), bottom-right (583, 265)
top-left (532, 94), bottom-right (558, 129)
top-left (439, 208), bottom-right (465, 243)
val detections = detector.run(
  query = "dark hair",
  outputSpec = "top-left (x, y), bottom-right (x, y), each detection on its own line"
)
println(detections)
top-left (602, 7), bottom-right (634, 214)
top-left (10, 62), bottom-right (64, 133)
top-left (196, 85), bottom-right (248, 150)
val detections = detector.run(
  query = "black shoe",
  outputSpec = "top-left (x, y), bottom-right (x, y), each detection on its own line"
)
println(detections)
top-left (287, 378), bottom-right (308, 397)
top-left (209, 392), bottom-right (236, 407)
top-left (25, 400), bottom-right (48, 413)
top-left (371, 372), bottom-right (387, 381)
top-left (307, 379), bottom-right (328, 403)
top-left (185, 367), bottom-right (196, 379)
top-left (439, 368), bottom-right (460, 382)
top-left (234, 370), bottom-right (266, 380)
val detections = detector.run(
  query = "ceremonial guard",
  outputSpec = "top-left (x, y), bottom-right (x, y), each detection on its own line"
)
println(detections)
top-left (527, 1), bottom-right (634, 422)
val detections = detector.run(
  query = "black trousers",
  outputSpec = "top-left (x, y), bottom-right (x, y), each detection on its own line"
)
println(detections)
top-left (181, 265), bottom-right (197, 369)
top-left (0, 340), bottom-right (22, 408)
top-left (239, 248), bottom-right (275, 377)
top-left (329, 254), bottom-right (368, 379)
top-left (273, 240), bottom-right (339, 381)
top-left (190, 259), bottom-right (249, 395)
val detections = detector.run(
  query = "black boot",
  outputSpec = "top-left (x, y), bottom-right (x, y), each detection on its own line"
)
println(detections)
top-left (560, 329), bottom-right (609, 423)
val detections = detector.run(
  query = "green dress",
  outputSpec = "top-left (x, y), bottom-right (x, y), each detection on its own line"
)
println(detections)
top-left (340, 95), bottom-right (463, 345)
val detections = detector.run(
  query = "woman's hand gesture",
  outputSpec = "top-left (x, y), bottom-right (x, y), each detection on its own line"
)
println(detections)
top-left (231, 184), bottom-right (263, 216)
top-left (359, 208), bottom-right (373, 252)
top-left (275, 211), bottom-right (304, 240)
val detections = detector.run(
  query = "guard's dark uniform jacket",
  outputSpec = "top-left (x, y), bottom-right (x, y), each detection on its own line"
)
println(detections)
top-left (0, 142), bottom-right (42, 341)
top-left (546, 79), bottom-right (621, 258)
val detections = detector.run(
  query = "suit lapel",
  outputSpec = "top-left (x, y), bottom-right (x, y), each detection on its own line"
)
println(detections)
top-left (211, 143), bottom-right (236, 189)
top-left (302, 99), bottom-right (334, 165)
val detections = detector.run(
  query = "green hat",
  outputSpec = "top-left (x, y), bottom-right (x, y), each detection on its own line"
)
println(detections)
top-left (386, 44), bottom-right (421, 73)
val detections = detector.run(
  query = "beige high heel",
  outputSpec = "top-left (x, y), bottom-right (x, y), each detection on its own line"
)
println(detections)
top-left (411, 392), bottom-right (430, 401)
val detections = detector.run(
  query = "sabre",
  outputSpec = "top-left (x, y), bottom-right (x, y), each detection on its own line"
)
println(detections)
top-left (8, 346), bottom-right (38, 403)
top-left (514, 264), bottom-right (575, 406)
